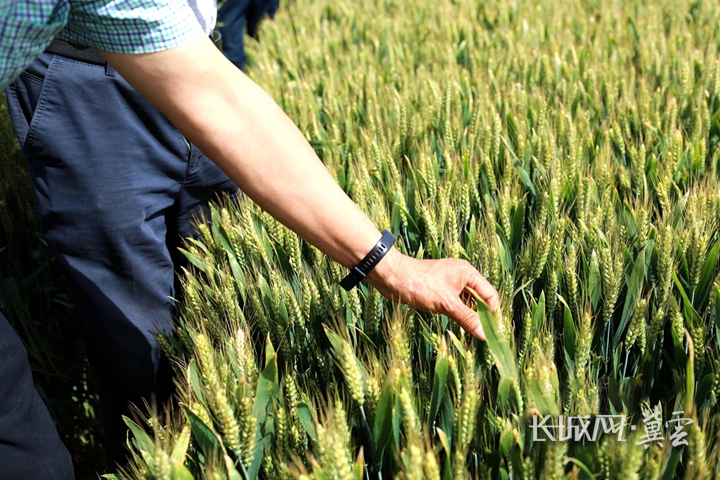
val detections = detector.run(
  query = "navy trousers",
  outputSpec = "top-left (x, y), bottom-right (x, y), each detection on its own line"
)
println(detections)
top-left (0, 312), bottom-right (74, 479)
top-left (5, 53), bottom-right (237, 468)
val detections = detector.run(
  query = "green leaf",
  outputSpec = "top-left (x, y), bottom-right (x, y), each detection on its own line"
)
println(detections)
top-left (613, 247), bottom-right (646, 351)
top-left (442, 457), bottom-right (452, 480)
top-left (694, 239), bottom-right (720, 309)
top-left (498, 466), bottom-right (509, 480)
top-left (248, 434), bottom-right (272, 480)
top-left (210, 204), bottom-right (221, 237)
top-left (248, 336), bottom-right (279, 479)
top-left (218, 224), bottom-right (247, 301)
top-left (685, 329), bottom-right (695, 414)
top-left (677, 240), bottom-right (690, 282)
top-left (171, 462), bottom-right (194, 480)
top-left (526, 378), bottom-right (559, 416)
top-left (123, 417), bottom-right (154, 455)
top-left (497, 378), bottom-right (511, 407)
top-left (372, 373), bottom-right (395, 469)
top-left (696, 373), bottom-right (715, 407)
top-left (565, 457), bottom-right (595, 480)
top-left (446, 330), bottom-right (467, 359)
top-left (499, 425), bottom-right (513, 455)
top-left (714, 284), bottom-right (720, 338)
top-left (645, 239), bottom-right (655, 273)
top-left (573, 449), bottom-right (596, 480)
top-left (170, 426), bottom-right (192, 464)
top-left (427, 338), bottom-right (449, 428)
top-left (395, 203), bottom-right (422, 237)
top-left (436, 428), bottom-right (453, 480)
top-left (253, 335), bottom-right (279, 418)
top-left (432, 426), bottom-right (448, 456)
top-left (673, 272), bottom-right (701, 328)
top-left (392, 394), bottom-right (401, 457)
top-left (352, 449), bottom-right (364, 480)
top-left (661, 446), bottom-right (683, 480)
top-left (669, 316), bottom-right (688, 365)
top-left (297, 402), bottom-right (317, 442)
top-left (183, 407), bottom-right (223, 462)
top-left (324, 327), bottom-right (346, 356)
top-left (563, 304), bottom-right (577, 371)
top-left (622, 207), bottom-right (638, 239)
top-left (531, 291), bottom-right (545, 339)
top-left (510, 201), bottom-right (525, 254)
top-left (517, 165), bottom-right (537, 197)
top-left (178, 247), bottom-right (209, 274)
top-left (187, 359), bottom-right (206, 407)
top-left (437, 399), bottom-right (454, 453)
top-left (507, 113), bottom-right (518, 154)
top-left (670, 194), bottom-right (687, 227)
top-left (225, 455), bottom-right (244, 480)
top-left (613, 341), bottom-right (624, 375)
top-left (476, 298), bottom-right (518, 383)
top-left (589, 250), bottom-right (602, 311)
top-left (166, 333), bottom-right (187, 356)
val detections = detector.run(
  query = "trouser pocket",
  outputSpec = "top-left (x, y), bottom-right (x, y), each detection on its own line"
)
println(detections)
top-left (5, 54), bottom-right (55, 148)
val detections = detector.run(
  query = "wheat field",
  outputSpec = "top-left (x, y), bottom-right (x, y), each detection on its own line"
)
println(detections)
top-left (112, 0), bottom-right (720, 478)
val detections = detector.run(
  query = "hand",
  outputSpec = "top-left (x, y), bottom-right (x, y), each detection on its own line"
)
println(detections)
top-left (100, 35), bottom-right (500, 332)
top-left (366, 248), bottom-right (500, 341)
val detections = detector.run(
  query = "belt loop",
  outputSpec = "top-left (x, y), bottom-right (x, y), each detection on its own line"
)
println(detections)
top-left (105, 63), bottom-right (115, 77)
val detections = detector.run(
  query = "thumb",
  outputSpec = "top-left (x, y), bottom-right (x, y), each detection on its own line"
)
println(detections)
top-left (446, 297), bottom-right (486, 341)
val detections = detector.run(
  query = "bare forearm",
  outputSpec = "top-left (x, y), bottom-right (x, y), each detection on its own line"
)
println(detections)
top-left (103, 33), bottom-right (383, 269)
top-left (101, 32), bottom-right (499, 339)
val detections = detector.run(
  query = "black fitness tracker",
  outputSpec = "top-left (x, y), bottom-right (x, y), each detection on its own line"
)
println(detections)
top-left (339, 230), bottom-right (396, 290)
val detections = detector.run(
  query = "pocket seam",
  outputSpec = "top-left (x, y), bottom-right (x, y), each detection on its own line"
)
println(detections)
top-left (20, 70), bottom-right (44, 85)
top-left (23, 56), bottom-right (58, 153)
top-left (6, 82), bottom-right (30, 145)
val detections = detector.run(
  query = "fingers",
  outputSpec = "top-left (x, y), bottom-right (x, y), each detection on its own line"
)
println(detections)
top-left (464, 268), bottom-right (500, 311)
top-left (370, 255), bottom-right (497, 342)
top-left (444, 296), bottom-right (486, 341)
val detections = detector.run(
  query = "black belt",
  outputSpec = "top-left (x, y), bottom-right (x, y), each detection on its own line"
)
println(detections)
top-left (45, 38), bottom-right (107, 66)
top-left (45, 32), bottom-right (224, 66)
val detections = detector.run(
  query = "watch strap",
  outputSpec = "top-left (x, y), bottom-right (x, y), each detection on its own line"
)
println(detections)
top-left (339, 230), bottom-right (396, 290)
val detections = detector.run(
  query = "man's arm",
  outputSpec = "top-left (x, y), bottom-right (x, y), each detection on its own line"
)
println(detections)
top-left (100, 32), bottom-right (499, 339)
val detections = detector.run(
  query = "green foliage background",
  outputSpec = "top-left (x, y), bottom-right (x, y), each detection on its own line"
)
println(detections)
top-left (3, 0), bottom-right (720, 478)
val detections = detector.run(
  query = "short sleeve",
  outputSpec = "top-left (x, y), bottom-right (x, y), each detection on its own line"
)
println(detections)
top-left (59, 0), bottom-right (202, 54)
top-left (0, 0), bottom-right (69, 91)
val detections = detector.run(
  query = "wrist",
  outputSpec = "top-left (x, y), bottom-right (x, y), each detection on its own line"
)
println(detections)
top-left (340, 230), bottom-right (396, 290)
top-left (365, 246), bottom-right (402, 293)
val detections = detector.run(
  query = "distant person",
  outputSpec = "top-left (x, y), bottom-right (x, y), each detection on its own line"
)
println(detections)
top-left (217, 0), bottom-right (279, 69)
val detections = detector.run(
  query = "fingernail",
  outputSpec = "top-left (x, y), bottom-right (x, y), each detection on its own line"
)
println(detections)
top-left (472, 324), bottom-right (485, 341)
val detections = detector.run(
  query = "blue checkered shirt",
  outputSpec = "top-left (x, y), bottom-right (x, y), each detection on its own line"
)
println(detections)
top-left (1, 0), bottom-right (201, 91)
